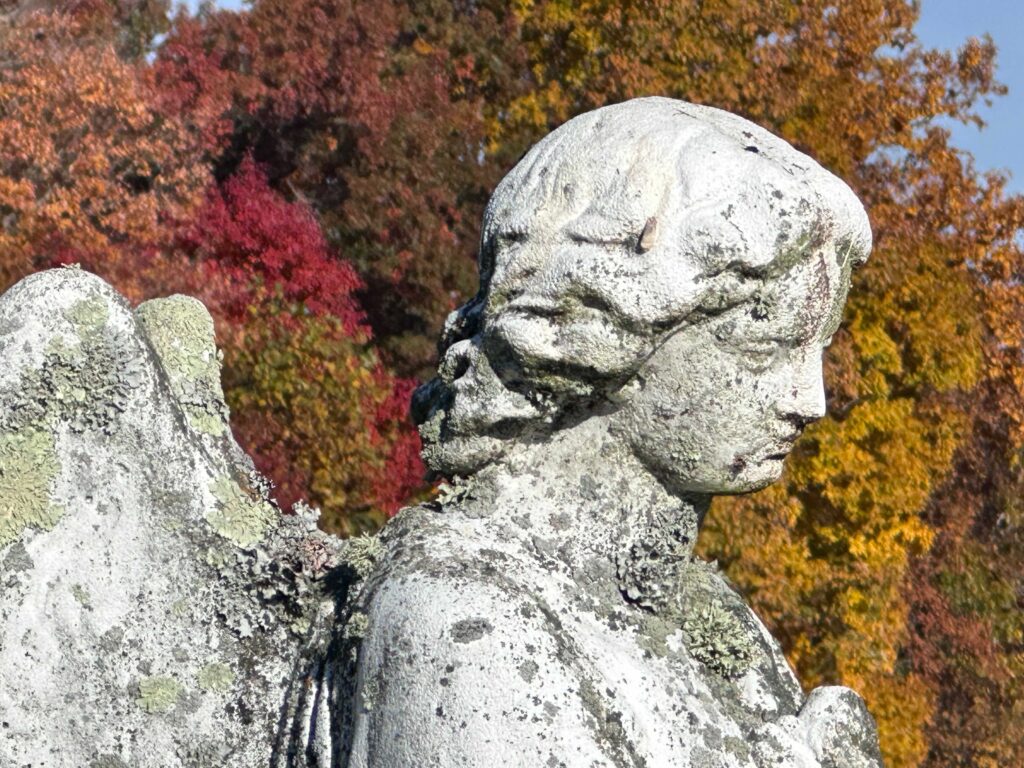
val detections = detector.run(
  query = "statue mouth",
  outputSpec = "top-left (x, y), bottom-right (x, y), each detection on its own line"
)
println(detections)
top-left (505, 299), bottom-right (566, 319)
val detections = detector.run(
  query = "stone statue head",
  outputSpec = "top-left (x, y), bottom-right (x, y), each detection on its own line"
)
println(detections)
top-left (412, 97), bottom-right (871, 494)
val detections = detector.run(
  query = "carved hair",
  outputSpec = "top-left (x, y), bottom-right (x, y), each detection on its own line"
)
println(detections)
top-left (412, 97), bottom-right (871, 477)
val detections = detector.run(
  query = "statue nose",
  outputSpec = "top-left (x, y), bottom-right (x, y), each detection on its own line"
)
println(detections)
top-left (777, 350), bottom-right (827, 425)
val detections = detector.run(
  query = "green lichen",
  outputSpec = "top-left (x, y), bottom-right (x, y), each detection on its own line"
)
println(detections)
top-left (2, 295), bottom-right (146, 436)
top-left (136, 675), bottom-right (183, 713)
top-left (360, 673), bottom-right (380, 712)
top-left (197, 663), bottom-right (235, 693)
top-left (135, 297), bottom-right (229, 437)
top-left (418, 409), bottom-right (443, 445)
top-left (435, 476), bottom-right (476, 507)
top-left (207, 476), bottom-right (276, 548)
top-left (70, 583), bottom-right (91, 607)
top-left (204, 545), bottom-right (230, 569)
top-left (66, 296), bottom-right (110, 338)
top-left (682, 599), bottom-right (755, 679)
top-left (290, 617), bottom-right (312, 635)
top-left (345, 610), bottom-right (369, 639)
top-left (160, 517), bottom-right (184, 532)
top-left (0, 428), bottom-right (63, 547)
top-left (343, 534), bottom-right (383, 579)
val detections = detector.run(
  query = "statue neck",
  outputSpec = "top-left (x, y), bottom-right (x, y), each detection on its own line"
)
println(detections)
top-left (461, 414), bottom-right (710, 607)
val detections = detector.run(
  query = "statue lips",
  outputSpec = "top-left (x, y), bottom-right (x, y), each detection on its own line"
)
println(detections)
top-left (763, 430), bottom-right (804, 461)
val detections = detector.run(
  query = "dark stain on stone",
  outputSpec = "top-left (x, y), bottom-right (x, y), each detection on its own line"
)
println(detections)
top-left (450, 617), bottom-right (493, 644)
top-left (519, 659), bottom-right (539, 682)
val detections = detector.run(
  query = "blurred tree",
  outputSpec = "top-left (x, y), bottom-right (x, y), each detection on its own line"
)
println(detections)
top-left (0, 9), bottom-right (207, 295)
top-left (0, 10), bottom-right (425, 532)
top-left (153, 0), bottom-right (500, 377)
top-left (0, 0), bottom-right (170, 58)
top-left (178, 159), bottom-right (423, 532)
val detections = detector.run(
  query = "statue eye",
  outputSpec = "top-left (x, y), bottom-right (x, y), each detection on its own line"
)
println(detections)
top-left (738, 342), bottom-right (780, 373)
top-left (497, 229), bottom-right (528, 246)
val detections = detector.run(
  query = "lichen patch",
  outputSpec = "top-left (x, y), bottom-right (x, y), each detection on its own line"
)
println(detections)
top-left (2, 306), bottom-right (146, 436)
top-left (136, 297), bottom-right (229, 437)
top-left (136, 675), bottom-right (183, 714)
top-left (207, 476), bottom-right (276, 548)
top-left (343, 534), bottom-right (384, 579)
top-left (0, 428), bottom-right (63, 547)
top-left (65, 295), bottom-right (110, 338)
top-left (197, 663), bottom-right (235, 693)
top-left (682, 600), bottom-right (755, 679)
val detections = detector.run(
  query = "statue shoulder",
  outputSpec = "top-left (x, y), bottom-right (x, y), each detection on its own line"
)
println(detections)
top-left (344, 539), bottom-right (604, 767)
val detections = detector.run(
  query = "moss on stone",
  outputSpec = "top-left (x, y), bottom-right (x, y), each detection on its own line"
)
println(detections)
top-left (197, 663), bottom-right (235, 693)
top-left (207, 476), bottom-right (276, 548)
top-left (135, 296), bottom-right (229, 437)
top-left (136, 675), bottom-right (183, 713)
top-left (0, 428), bottom-right (63, 547)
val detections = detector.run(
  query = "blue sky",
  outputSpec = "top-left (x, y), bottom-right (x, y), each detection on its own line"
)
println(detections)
top-left (916, 0), bottom-right (1024, 192)
top-left (180, 0), bottom-right (1021, 192)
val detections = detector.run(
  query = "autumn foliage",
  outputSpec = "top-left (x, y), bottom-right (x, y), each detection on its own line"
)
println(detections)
top-left (2, 1), bottom-right (1024, 763)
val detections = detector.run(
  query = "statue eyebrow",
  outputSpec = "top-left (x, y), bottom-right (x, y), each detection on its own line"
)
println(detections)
top-left (565, 213), bottom-right (645, 245)
top-left (567, 231), bottom-right (629, 245)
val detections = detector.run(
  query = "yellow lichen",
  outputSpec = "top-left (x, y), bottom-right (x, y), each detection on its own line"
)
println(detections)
top-left (0, 428), bottom-right (63, 547)
top-left (197, 663), bottom-right (235, 693)
top-left (136, 675), bottom-right (182, 713)
top-left (207, 476), bottom-right (276, 548)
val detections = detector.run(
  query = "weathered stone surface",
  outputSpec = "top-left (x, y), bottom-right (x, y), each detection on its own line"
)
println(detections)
top-left (1, 97), bottom-right (883, 767)
top-left (0, 268), bottom-right (340, 767)
top-left (332, 98), bottom-right (883, 767)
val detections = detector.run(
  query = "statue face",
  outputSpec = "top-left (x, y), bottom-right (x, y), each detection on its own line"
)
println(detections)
top-left (610, 252), bottom-right (848, 494)
top-left (416, 99), bottom-right (870, 483)
top-left (472, 177), bottom-right (848, 494)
